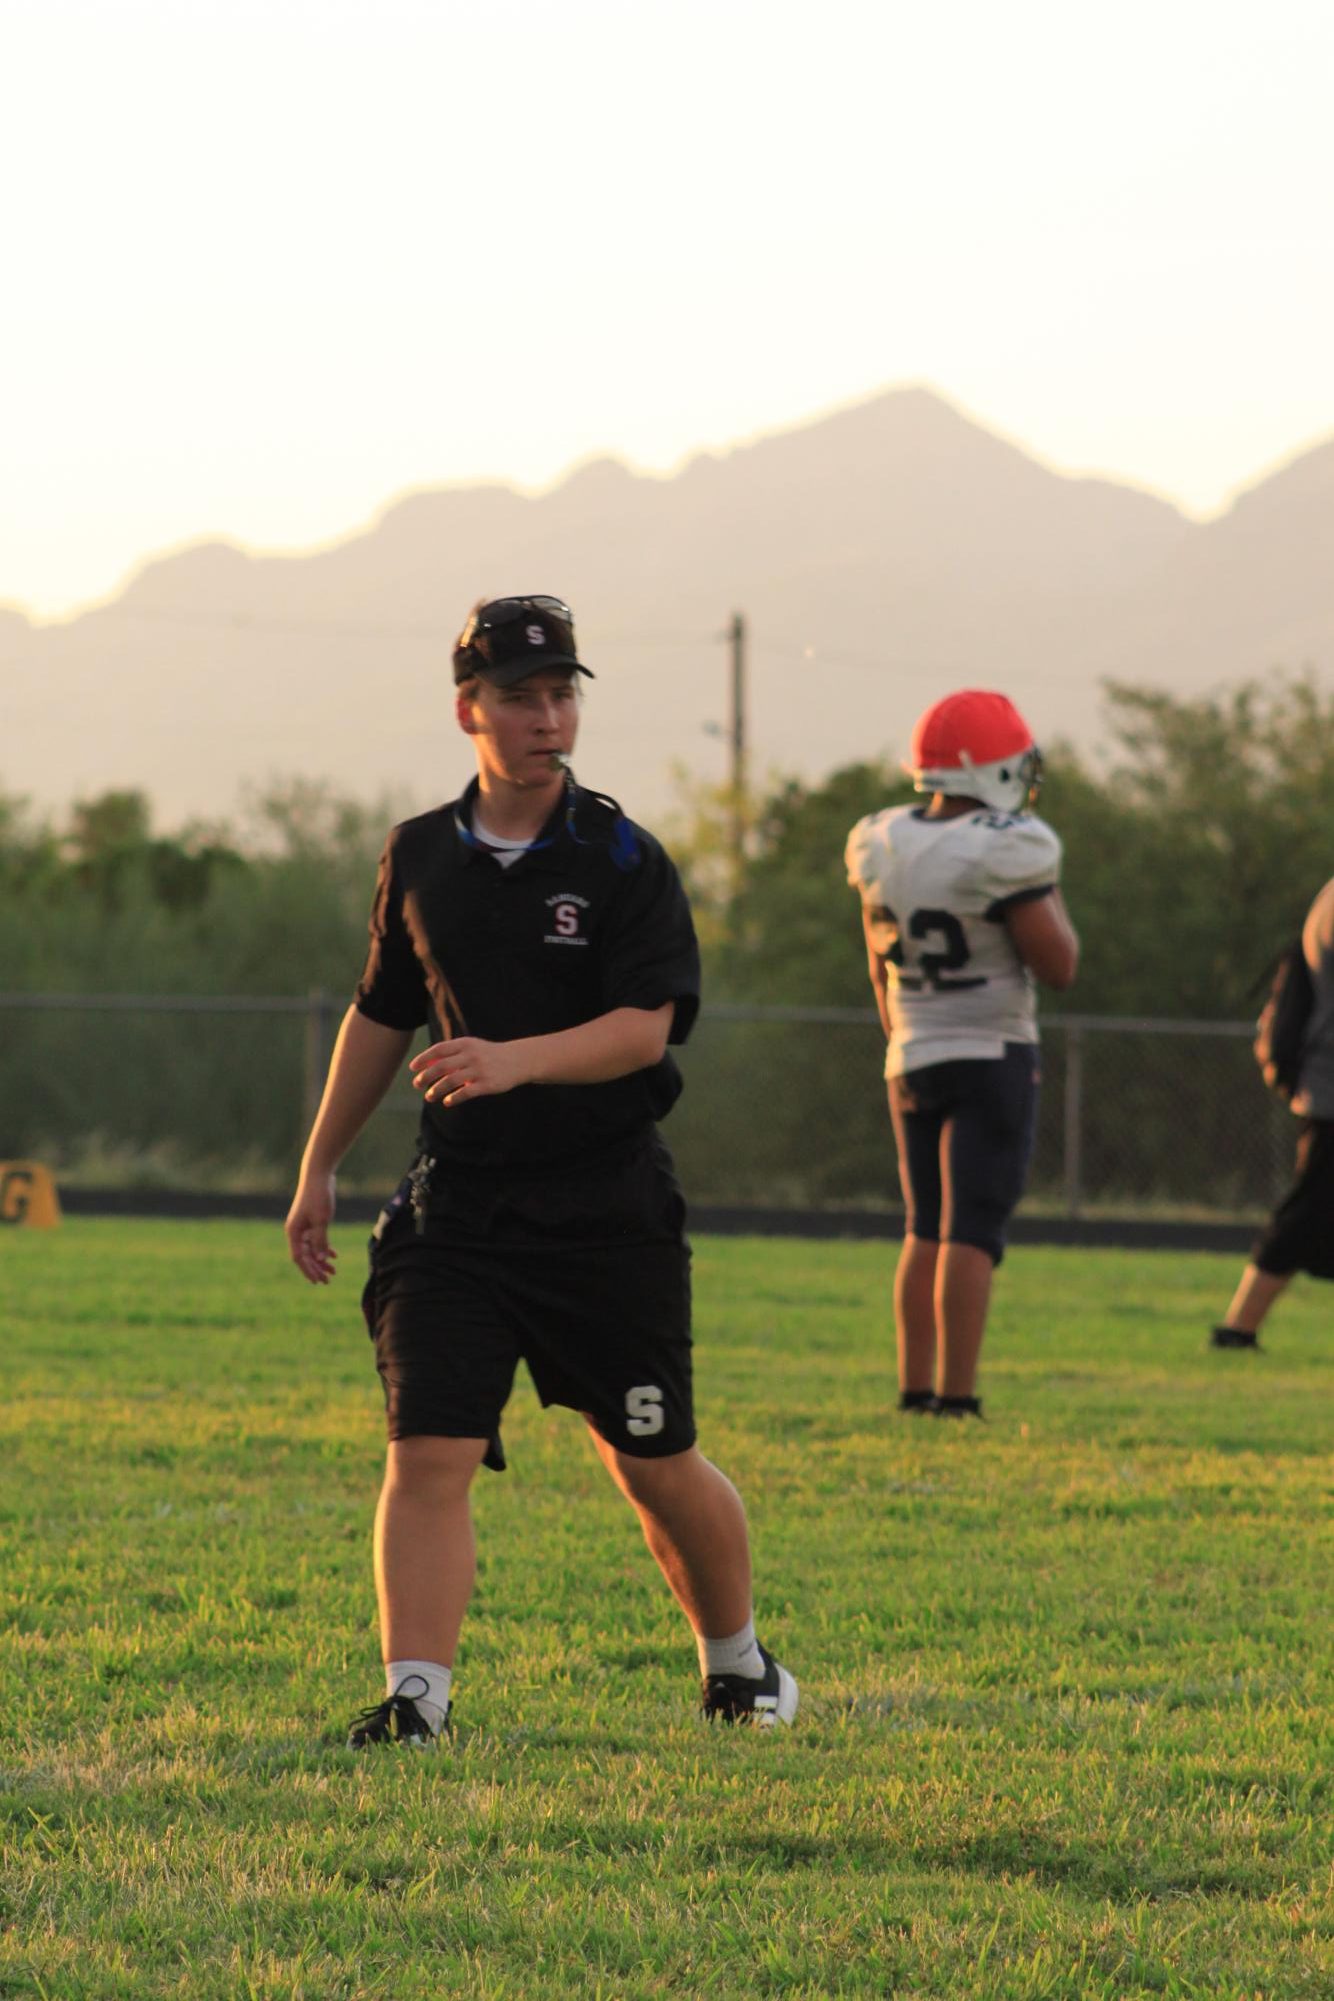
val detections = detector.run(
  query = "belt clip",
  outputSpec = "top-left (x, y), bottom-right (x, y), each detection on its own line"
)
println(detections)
top-left (407, 1154), bottom-right (436, 1236)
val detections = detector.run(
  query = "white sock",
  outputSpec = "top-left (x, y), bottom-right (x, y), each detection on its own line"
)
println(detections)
top-left (698, 1618), bottom-right (765, 1681)
top-left (386, 1659), bottom-right (452, 1733)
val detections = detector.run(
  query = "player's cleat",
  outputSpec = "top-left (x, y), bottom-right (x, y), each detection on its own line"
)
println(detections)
top-left (932, 1394), bottom-right (983, 1418)
top-left (701, 1643), bottom-right (798, 1727)
top-left (898, 1388), bottom-right (935, 1413)
top-left (1210, 1325), bottom-right (1261, 1350)
top-left (346, 1688), bottom-right (448, 1749)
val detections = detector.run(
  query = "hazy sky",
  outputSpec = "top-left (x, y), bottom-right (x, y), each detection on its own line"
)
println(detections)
top-left (5, 0), bottom-right (1332, 618)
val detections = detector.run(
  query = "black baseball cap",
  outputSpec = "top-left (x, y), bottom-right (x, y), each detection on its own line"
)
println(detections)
top-left (452, 595), bottom-right (594, 688)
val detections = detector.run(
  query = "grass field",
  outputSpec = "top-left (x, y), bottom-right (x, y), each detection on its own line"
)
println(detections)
top-left (2, 1221), bottom-right (1331, 1999)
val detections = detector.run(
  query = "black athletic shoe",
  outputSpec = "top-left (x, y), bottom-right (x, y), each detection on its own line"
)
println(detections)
top-left (1210, 1325), bottom-right (1261, 1350)
top-left (346, 1690), bottom-right (447, 1749)
top-left (701, 1643), bottom-right (798, 1727)
top-left (898, 1388), bottom-right (935, 1413)
top-left (932, 1394), bottom-right (983, 1418)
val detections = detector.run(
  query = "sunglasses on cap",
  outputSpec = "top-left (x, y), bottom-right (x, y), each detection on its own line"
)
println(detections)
top-left (453, 595), bottom-right (592, 686)
top-left (462, 595), bottom-right (574, 640)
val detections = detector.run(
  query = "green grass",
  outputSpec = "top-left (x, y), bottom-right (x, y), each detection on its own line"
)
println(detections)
top-left (2, 1222), bottom-right (1331, 1999)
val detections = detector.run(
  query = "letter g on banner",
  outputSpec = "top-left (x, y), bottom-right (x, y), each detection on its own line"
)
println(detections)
top-left (0, 1162), bottom-right (62, 1228)
top-left (0, 1168), bottom-right (32, 1223)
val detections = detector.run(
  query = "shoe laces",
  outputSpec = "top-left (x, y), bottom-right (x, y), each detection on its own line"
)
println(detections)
top-left (348, 1691), bottom-right (430, 1740)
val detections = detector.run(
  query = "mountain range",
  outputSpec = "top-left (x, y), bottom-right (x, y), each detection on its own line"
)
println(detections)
top-left (5, 387), bottom-right (1333, 834)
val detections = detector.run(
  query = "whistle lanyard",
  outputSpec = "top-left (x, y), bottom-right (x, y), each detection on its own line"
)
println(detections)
top-left (453, 771), bottom-right (630, 858)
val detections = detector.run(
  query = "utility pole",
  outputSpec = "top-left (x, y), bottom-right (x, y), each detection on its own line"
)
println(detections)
top-left (726, 611), bottom-right (747, 878)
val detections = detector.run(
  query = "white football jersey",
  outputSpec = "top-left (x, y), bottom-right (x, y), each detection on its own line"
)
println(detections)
top-left (846, 804), bottom-right (1063, 1076)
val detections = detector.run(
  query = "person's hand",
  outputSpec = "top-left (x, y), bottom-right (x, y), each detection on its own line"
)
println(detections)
top-left (285, 1171), bottom-right (338, 1284)
top-left (409, 1036), bottom-right (529, 1105)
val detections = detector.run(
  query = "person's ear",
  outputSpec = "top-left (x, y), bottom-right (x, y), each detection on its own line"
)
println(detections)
top-left (456, 689), bottom-right (483, 734)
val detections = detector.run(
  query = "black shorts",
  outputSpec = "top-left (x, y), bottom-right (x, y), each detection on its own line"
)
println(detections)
top-left (361, 1134), bottom-right (696, 1469)
top-left (888, 1043), bottom-right (1040, 1266)
top-left (1251, 1119), bottom-right (1334, 1280)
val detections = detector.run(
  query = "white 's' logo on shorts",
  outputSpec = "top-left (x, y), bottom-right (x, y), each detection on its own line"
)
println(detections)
top-left (625, 1385), bottom-right (665, 1436)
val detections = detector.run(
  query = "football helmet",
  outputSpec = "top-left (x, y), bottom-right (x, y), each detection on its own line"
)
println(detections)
top-left (906, 689), bottom-right (1042, 813)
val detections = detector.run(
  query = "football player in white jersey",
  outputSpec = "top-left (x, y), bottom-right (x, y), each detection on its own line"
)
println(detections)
top-left (846, 690), bottom-right (1079, 1416)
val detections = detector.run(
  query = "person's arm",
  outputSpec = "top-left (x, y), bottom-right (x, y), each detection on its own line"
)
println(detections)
top-left (408, 1002), bottom-right (674, 1106)
top-left (284, 1007), bottom-right (414, 1283)
top-left (862, 905), bottom-right (895, 1045)
top-left (1005, 890), bottom-right (1079, 990)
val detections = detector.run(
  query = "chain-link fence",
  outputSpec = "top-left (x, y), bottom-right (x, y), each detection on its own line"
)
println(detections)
top-left (0, 992), bottom-right (1298, 1218)
top-left (668, 1008), bottom-right (1293, 1219)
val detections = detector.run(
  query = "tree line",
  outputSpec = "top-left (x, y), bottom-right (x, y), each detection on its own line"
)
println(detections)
top-left (669, 675), bottom-right (1334, 1017)
top-left (2, 676), bottom-right (1332, 1192)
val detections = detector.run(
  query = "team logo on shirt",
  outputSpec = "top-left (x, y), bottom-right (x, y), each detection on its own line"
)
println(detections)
top-left (545, 891), bottom-right (590, 946)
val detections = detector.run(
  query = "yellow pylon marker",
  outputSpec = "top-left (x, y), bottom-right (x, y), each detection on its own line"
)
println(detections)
top-left (0, 1162), bottom-right (62, 1229)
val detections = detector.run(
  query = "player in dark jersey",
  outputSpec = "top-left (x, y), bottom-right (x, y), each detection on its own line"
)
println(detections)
top-left (846, 690), bottom-right (1079, 1417)
top-left (1211, 873), bottom-right (1334, 1349)
top-left (285, 595), bottom-right (796, 1745)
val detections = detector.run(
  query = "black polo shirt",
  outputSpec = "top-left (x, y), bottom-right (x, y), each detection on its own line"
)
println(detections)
top-left (354, 776), bottom-right (701, 1175)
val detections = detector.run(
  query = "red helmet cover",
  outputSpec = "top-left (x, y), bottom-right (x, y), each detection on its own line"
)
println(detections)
top-left (910, 690), bottom-right (1034, 772)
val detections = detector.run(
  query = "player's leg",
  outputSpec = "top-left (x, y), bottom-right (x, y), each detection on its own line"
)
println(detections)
top-left (588, 1432), bottom-right (751, 1634)
top-left (933, 1242), bottom-right (993, 1399)
top-left (373, 1434), bottom-right (491, 1667)
top-left (518, 1142), bottom-right (719, 1619)
top-left (1213, 1264), bottom-right (1290, 1345)
top-left (1212, 1120), bottom-right (1334, 1348)
top-left (935, 1047), bottom-right (1039, 1406)
top-left (354, 1217), bottom-right (515, 1746)
top-left (588, 1431), bottom-right (798, 1725)
top-left (887, 1074), bottom-right (943, 1404)
top-left (894, 1238), bottom-right (939, 1402)
top-left (518, 1135), bottom-right (795, 1723)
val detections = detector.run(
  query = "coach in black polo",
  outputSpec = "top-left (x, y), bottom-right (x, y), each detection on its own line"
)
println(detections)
top-left (285, 594), bottom-right (796, 1747)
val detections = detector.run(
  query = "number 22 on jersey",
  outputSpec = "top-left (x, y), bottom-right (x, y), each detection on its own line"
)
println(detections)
top-left (881, 907), bottom-right (987, 993)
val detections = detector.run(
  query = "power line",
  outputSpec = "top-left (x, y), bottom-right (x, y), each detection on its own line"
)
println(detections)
top-left (23, 597), bottom-right (1107, 693)
top-left (70, 601), bottom-right (716, 647)
top-left (750, 633), bottom-right (1106, 689)
top-left (80, 604), bottom-right (444, 640)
